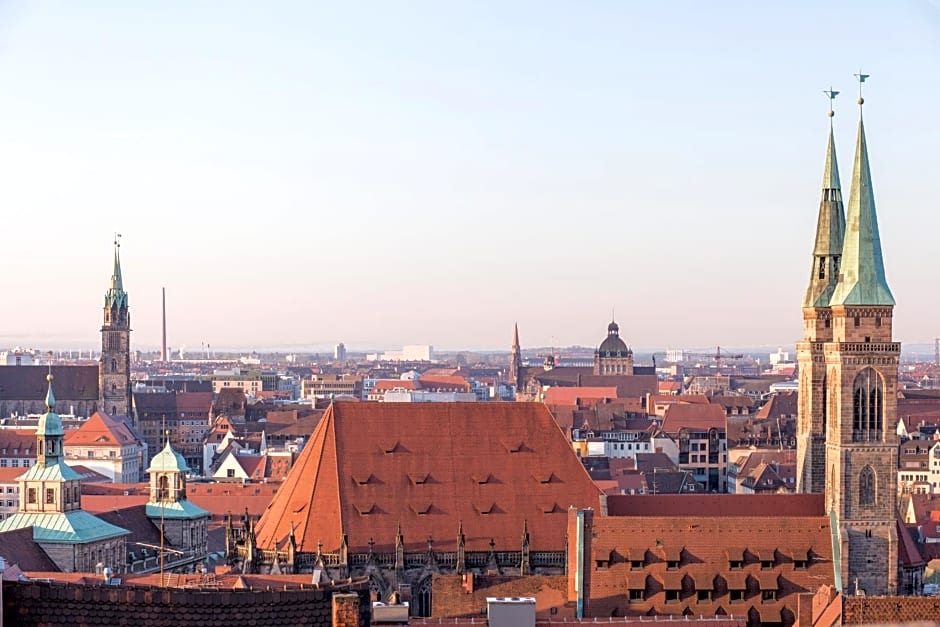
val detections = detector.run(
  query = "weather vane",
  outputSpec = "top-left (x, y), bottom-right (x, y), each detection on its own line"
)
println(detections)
top-left (114, 232), bottom-right (122, 249)
top-left (823, 87), bottom-right (839, 118)
top-left (854, 71), bottom-right (870, 106)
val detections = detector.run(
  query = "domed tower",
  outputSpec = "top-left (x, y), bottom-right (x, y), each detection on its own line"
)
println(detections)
top-left (594, 320), bottom-right (634, 376)
top-left (99, 236), bottom-right (132, 417)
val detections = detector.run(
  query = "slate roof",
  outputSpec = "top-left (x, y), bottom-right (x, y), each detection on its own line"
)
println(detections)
top-left (254, 401), bottom-right (602, 554)
top-left (0, 366), bottom-right (98, 401)
top-left (0, 526), bottom-right (59, 571)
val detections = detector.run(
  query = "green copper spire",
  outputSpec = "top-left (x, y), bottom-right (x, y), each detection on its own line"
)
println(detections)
top-left (829, 79), bottom-right (895, 307)
top-left (802, 90), bottom-right (846, 308)
top-left (104, 234), bottom-right (129, 309)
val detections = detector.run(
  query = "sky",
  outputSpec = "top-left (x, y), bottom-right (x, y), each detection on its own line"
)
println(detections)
top-left (0, 1), bottom-right (938, 352)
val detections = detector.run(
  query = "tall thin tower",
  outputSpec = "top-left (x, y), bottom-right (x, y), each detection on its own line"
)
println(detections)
top-left (161, 287), bottom-right (168, 362)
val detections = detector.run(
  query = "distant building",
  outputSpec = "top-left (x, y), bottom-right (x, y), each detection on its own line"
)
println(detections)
top-left (334, 342), bottom-right (347, 362)
top-left (64, 411), bottom-right (147, 483)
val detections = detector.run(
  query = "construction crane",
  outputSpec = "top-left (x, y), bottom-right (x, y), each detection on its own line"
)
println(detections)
top-left (681, 346), bottom-right (745, 374)
top-left (714, 345), bottom-right (743, 375)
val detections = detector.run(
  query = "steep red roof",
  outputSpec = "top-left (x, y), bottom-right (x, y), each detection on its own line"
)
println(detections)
top-left (254, 402), bottom-right (602, 554)
top-left (65, 411), bottom-right (139, 447)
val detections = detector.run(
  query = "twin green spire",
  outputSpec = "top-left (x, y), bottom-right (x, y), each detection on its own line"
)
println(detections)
top-left (806, 78), bottom-right (894, 309)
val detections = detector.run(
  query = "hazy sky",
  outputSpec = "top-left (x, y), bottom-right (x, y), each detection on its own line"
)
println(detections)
top-left (1, 1), bottom-right (938, 352)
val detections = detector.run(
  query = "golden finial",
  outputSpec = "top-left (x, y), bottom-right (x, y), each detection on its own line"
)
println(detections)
top-left (824, 87), bottom-right (839, 118)
top-left (854, 71), bottom-right (870, 106)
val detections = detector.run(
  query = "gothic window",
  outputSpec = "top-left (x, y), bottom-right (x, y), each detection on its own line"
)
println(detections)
top-left (111, 359), bottom-right (117, 373)
top-left (852, 368), bottom-right (883, 442)
top-left (859, 466), bottom-right (876, 506)
top-left (413, 577), bottom-right (433, 617)
top-left (821, 373), bottom-right (827, 433)
top-left (818, 256), bottom-right (825, 279)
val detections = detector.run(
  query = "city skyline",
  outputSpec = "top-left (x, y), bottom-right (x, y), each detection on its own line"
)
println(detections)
top-left (1, 2), bottom-right (939, 350)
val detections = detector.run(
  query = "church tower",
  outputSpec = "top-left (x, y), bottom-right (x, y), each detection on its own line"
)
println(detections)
top-left (508, 323), bottom-right (521, 388)
top-left (822, 76), bottom-right (899, 596)
top-left (146, 438), bottom-right (210, 556)
top-left (99, 236), bottom-right (132, 417)
top-left (797, 90), bottom-right (845, 494)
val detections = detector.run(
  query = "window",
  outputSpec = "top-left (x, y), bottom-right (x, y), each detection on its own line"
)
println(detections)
top-left (666, 560), bottom-right (680, 571)
top-left (45, 488), bottom-right (55, 504)
top-left (226, 468), bottom-right (236, 478)
top-left (794, 559), bottom-right (808, 570)
top-left (629, 589), bottom-right (644, 602)
top-left (859, 466), bottom-right (876, 506)
top-left (697, 590), bottom-right (712, 602)
top-left (729, 560), bottom-right (743, 570)
top-left (665, 590), bottom-right (680, 604)
top-left (762, 590), bottom-right (777, 602)
top-left (818, 256), bottom-right (825, 279)
top-left (760, 558), bottom-right (774, 570)
top-left (730, 590), bottom-right (744, 603)
top-left (853, 369), bottom-right (883, 442)
top-left (27, 488), bottom-right (36, 504)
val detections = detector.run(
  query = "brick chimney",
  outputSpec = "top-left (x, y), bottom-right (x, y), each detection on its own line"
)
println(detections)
top-left (332, 593), bottom-right (360, 627)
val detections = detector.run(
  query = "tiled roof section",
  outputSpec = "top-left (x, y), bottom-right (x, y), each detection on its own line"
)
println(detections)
top-left (660, 403), bottom-right (726, 433)
top-left (843, 596), bottom-right (940, 625)
top-left (96, 505), bottom-right (165, 548)
top-left (754, 391), bottom-right (798, 421)
top-left (582, 510), bottom-right (834, 621)
top-left (176, 392), bottom-right (214, 413)
top-left (0, 510), bottom-right (130, 543)
top-left (418, 375), bottom-right (471, 393)
top-left (82, 482), bottom-right (281, 520)
top-left (896, 517), bottom-right (925, 568)
top-left (0, 430), bottom-right (34, 458)
top-left (4, 576), bottom-right (371, 627)
top-left (606, 494), bottom-right (825, 517)
top-left (133, 392), bottom-right (177, 413)
top-left (254, 402), bottom-right (602, 554)
top-left (543, 387), bottom-right (618, 406)
top-left (371, 379), bottom-right (418, 393)
top-left (65, 412), bottom-right (139, 447)
top-left (578, 375), bottom-right (658, 398)
top-left (0, 527), bottom-right (59, 571)
top-left (0, 366), bottom-right (98, 400)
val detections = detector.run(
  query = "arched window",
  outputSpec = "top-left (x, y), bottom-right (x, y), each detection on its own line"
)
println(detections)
top-left (111, 359), bottom-right (117, 372)
top-left (821, 372), bottom-right (828, 433)
top-left (157, 475), bottom-right (169, 501)
top-left (852, 368), bottom-right (883, 442)
top-left (859, 466), bottom-right (876, 506)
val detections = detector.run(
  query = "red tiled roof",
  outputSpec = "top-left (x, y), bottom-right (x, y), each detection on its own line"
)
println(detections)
top-left (371, 379), bottom-right (418, 393)
top-left (418, 375), bottom-right (471, 393)
top-left (606, 494), bottom-right (825, 517)
top-left (660, 403), bottom-right (727, 433)
top-left (254, 402), bottom-right (602, 554)
top-left (65, 411), bottom-right (139, 447)
top-left (542, 387), bottom-right (618, 406)
top-left (754, 392), bottom-right (798, 421)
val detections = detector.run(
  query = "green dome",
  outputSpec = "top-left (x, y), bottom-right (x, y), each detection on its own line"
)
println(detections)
top-left (147, 441), bottom-right (189, 473)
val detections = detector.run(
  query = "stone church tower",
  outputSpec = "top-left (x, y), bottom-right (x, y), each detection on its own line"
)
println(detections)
top-left (99, 237), bottom-right (132, 417)
top-left (797, 91), bottom-right (845, 494)
top-left (799, 79), bottom-right (899, 596)
top-left (508, 322), bottom-right (521, 388)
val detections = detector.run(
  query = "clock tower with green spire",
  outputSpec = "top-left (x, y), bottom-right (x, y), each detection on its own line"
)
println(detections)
top-left (99, 235), bottom-right (132, 417)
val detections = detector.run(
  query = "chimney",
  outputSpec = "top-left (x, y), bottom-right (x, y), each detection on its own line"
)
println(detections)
top-left (331, 593), bottom-right (361, 627)
top-left (161, 287), bottom-right (168, 362)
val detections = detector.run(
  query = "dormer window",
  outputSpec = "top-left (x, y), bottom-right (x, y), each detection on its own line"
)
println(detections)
top-left (666, 560), bottom-right (680, 571)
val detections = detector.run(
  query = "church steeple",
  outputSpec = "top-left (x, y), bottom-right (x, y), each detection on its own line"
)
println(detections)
top-left (105, 234), bottom-right (128, 310)
top-left (828, 78), bottom-right (895, 307)
top-left (37, 373), bottom-right (65, 468)
top-left (508, 323), bottom-right (522, 388)
top-left (100, 235), bottom-right (132, 417)
top-left (803, 89), bottom-right (846, 309)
